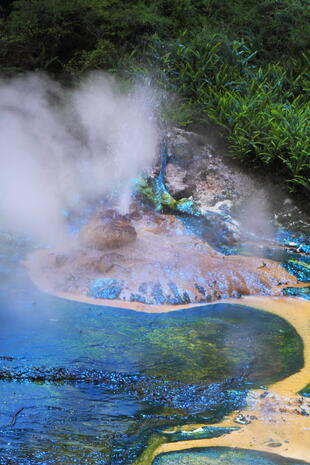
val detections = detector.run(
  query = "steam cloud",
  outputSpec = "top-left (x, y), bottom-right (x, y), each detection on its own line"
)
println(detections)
top-left (0, 73), bottom-right (159, 247)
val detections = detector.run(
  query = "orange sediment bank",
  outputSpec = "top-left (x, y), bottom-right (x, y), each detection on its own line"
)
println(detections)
top-left (26, 254), bottom-right (310, 463)
top-left (26, 249), bottom-right (306, 315)
top-left (154, 388), bottom-right (310, 463)
top-left (232, 296), bottom-right (310, 396)
top-left (25, 213), bottom-right (300, 306)
top-left (155, 410), bottom-right (310, 463)
top-left (153, 297), bottom-right (310, 464)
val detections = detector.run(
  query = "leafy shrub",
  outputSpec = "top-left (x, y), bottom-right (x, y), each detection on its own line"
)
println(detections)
top-left (131, 31), bottom-right (309, 191)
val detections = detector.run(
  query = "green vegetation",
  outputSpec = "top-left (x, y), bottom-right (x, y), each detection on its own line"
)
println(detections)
top-left (153, 447), bottom-right (310, 464)
top-left (132, 435), bottom-right (165, 465)
top-left (1, 0), bottom-right (309, 192)
top-left (136, 177), bottom-right (200, 215)
top-left (80, 304), bottom-right (303, 385)
top-left (133, 32), bottom-right (309, 191)
top-left (300, 382), bottom-right (310, 397)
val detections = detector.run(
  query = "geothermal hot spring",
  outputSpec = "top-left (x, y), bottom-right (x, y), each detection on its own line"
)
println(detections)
top-left (0, 73), bottom-right (309, 465)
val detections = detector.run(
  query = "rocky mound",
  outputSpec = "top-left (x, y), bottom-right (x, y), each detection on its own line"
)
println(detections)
top-left (79, 208), bottom-right (137, 250)
top-left (28, 210), bottom-right (298, 306)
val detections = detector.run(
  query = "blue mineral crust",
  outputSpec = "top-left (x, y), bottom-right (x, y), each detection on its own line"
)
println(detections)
top-left (283, 286), bottom-right (310, 300)
top-left (88, 278), bottom-right (124, 299)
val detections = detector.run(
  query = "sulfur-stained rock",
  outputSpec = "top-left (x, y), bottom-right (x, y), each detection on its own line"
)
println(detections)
top-left (95, 252), bottom-right (128, 274)
top-left (79, 209), bottom-right (137, 250)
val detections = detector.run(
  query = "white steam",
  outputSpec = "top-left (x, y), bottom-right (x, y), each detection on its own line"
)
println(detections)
top-left (0, 73), bottom-right (159, 246)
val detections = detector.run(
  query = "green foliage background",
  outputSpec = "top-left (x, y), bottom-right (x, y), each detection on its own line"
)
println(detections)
top-left (0, 0), bottom-right (309, 192)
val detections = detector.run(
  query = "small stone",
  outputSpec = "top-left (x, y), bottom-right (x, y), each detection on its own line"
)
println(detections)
top-left (234, 414), bottom-right (252, 425)
top-left (265, 442), bottom-right (282, 448)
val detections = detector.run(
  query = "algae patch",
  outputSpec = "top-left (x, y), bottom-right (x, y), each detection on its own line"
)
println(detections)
top-left (152, 447), bottom-right (310, 465)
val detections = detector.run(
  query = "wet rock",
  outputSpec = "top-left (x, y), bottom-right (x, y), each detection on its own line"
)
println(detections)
top-left (209, 215), bottom-right (241, 245)
top-left (166, 127), bottom-right (255, 208)
top-left (202, 200), bottom-right (233, 217)
top-left (275, 198), bottom-right (310, 236)
top-left (142, 128), bottom-right (248, 247)
top-left (88, 278), bottom-right (124, 299)
top-left (160, 127), bottom-right (310, 248)
top-left (79, 209), bottom-right (137, 250)
top-left (0, 366), bottom-right (246, 423)
top-left (139, 282), bottom-right (148, 294)
top-left (151, 282), bottom-right (166, 305)
top-left (167, 127), bottom-right (204, 168)
top-left (165, 164), bottom-right (193, 199)
top-left (283, 286), bottom-right (310, 300)
top-left (129, 293), bottom-right (150, 304)
top-left (153, 447), bottom-right (309, 464)
top-left (163, 425), bottom-right (240, 442)
top-left (138, 171), bottom-right (241, 247)
top-left (234, 414), bottom-right (252, 425)
top-left (284, 260), bottom-right (310, 282)
top-left (194, 284), bottom-right (206, 296)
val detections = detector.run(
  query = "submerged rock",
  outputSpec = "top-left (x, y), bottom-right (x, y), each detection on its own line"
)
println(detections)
top-left (153, 447), bottom-right (310, 465)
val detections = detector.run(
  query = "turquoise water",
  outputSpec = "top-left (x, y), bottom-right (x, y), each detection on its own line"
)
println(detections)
top-left (0, 237), bottom-right (305, 464)
top-left (0, 266), bottom-right (303, 385)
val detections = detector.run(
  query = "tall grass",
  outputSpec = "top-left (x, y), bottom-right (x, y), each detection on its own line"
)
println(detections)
top-left (127, 32), bottom-right (309, 192)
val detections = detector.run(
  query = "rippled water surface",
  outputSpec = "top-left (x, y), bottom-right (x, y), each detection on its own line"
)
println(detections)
top-left (0, 238), bottom-right (305, 464)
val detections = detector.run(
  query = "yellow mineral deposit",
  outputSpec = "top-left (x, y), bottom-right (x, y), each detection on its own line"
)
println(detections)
top-left (153, 297), bottom-right (310, 464)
